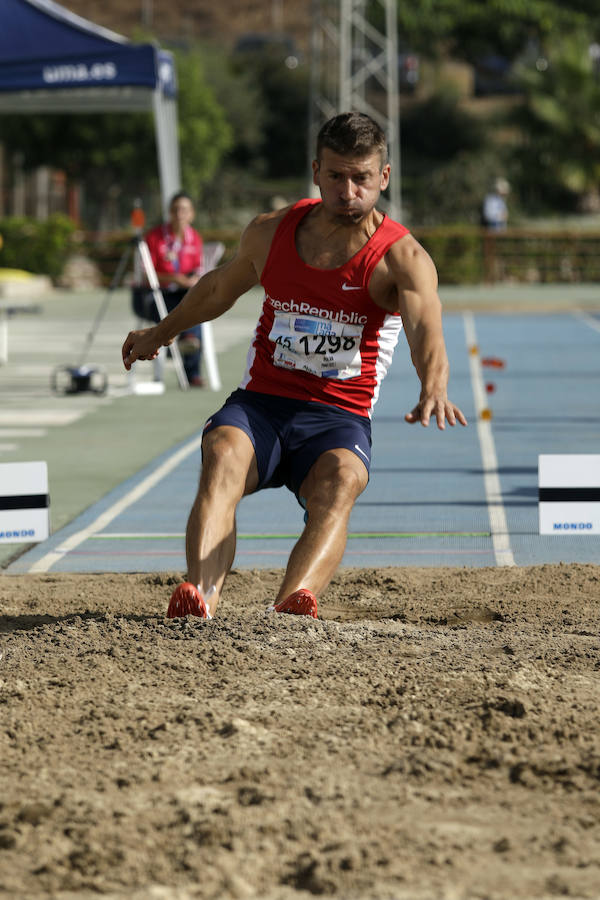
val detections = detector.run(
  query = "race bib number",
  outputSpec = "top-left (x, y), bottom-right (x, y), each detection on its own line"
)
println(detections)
top-left (269, 313), bottom-right (363, 379)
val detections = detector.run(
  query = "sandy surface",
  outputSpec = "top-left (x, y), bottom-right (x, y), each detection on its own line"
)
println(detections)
top-left (0, 564), bottom-right (599, 900)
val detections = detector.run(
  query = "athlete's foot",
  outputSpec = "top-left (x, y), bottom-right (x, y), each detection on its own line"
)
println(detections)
top-left (167, 582), bottom-right (208, 618)
top-left (269, 588), bottom-right (318, 618)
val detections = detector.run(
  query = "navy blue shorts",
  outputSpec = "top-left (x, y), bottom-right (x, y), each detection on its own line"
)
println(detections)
top-left (203, 389), bottom-right (372, 500)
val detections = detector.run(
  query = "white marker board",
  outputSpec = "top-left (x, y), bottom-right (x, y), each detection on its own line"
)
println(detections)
top-left (539, 455), bottom-right (600, 535)
top-left (0, 461), bottom-right (50, 543)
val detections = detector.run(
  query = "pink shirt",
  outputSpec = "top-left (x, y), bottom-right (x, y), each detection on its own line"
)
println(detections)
top-left (145, 223), bottom-right (203, 279)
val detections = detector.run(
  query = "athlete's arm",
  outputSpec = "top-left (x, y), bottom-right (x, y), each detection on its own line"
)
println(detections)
top-left (122, 218), bottom-right (266, 370)
top-left (371, 235), bottom-right (467, 429)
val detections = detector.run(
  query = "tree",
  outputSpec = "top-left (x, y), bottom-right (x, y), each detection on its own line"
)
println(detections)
top-left (229, 47), bottom-right (310, 179)
top-left (193, 42), bottom-right (310, 219)
top-left (395, 0), bottom-right (600, 62)
top-left (191, 42), bottom-right (267, 174)
top-left (511, 31), bottom-right (600, 212)
top-left (171, 47), bottom-right (233, 201)
top-left (400, 90), bottom-right (508, 224)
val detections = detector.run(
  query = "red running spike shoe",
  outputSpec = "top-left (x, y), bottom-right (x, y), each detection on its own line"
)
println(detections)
top-left (272, 589), bottom-right (318, 618)
top-left (167, 582), bottom-right (208, 618)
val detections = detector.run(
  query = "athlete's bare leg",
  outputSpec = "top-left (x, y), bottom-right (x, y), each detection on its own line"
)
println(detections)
top-left (274, 448), bottom-right (368, 603)
top-left (186, 426), bottom-right (258, 616)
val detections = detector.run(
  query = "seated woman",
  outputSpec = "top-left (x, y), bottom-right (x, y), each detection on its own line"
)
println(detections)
top-left (133, 191), bottom-right (205, 386)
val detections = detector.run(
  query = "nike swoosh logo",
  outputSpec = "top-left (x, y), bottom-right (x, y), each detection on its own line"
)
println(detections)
top-left (354, 444), bottom-right (369, 461)
top-left (342, 282), bottom-right (362, 291)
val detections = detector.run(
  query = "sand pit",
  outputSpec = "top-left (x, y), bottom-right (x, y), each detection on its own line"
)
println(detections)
top-left (0, 564), bottom-right (599, 899)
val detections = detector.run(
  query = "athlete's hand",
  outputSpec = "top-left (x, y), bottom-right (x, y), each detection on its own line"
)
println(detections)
top-left (122, 327), bottom-right (170, 370)
top-left (405, 397), bottom-right (467, 429)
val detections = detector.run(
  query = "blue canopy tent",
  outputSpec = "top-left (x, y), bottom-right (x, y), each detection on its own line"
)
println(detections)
top-left (0, 0), bottom-right (181, 213)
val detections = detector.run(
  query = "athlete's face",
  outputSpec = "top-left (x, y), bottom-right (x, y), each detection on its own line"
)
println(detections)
top-left (312, 148), bottom-right (390, 224)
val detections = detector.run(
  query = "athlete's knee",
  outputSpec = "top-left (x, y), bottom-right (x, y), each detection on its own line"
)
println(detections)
top-left (202, 427), bottom-right (237, 469)
top-left (201, 426), bottom-right (257, 498)
top-left (201, 429), bottom-right (246, 494)
top-left (303, 450), bottom-right (368, 511)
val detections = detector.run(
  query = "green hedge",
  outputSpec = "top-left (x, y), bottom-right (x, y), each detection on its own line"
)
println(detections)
top-left (413, 226), bottom-right (485, 285)
top-left (0, 215), bottom-right (76, 281)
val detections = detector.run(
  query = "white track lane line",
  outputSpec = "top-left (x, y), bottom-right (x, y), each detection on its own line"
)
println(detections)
top-left (463, 312), bottom-right (515, 567)
top-left (29, 433), bottom-right (204, 573)
top-left (573, 308), bottom-right (600, 334)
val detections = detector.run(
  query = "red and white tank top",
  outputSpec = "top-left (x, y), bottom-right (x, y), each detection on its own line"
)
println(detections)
top-left (240, 198), bottom-right (410, 418)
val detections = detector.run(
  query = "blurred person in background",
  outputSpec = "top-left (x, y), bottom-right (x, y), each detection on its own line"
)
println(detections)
top-left (481, 177), bottom-right (510, 231)
top-left (133, 191), bottom-right (205, 386)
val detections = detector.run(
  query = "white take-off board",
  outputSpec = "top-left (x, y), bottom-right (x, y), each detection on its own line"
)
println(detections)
top-left (0, 461), bottom-right (50, 543)
top-left (539, 455), bottom-right (600, 535)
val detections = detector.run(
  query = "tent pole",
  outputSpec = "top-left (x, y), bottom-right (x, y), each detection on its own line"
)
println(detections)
top-left (152, 89), bottom-right (181, 217)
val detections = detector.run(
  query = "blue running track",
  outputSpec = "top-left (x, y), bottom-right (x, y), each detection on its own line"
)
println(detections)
top-left (8, 311), bottom-right (600, 574)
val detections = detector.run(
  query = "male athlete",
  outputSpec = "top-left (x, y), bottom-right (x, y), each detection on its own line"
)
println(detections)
top-left (122, 112), bottom-right (467, 620)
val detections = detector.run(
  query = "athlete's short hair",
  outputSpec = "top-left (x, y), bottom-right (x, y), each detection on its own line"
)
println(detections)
top-left (316, 112), bottom-right (388, 167)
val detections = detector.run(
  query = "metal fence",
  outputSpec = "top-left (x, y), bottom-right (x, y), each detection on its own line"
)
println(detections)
top-left (413, 228), bottom-right (600, 284)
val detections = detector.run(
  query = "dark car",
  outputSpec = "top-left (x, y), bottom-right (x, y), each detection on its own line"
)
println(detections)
top-left (473, 54), bottom-right (518, 96)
